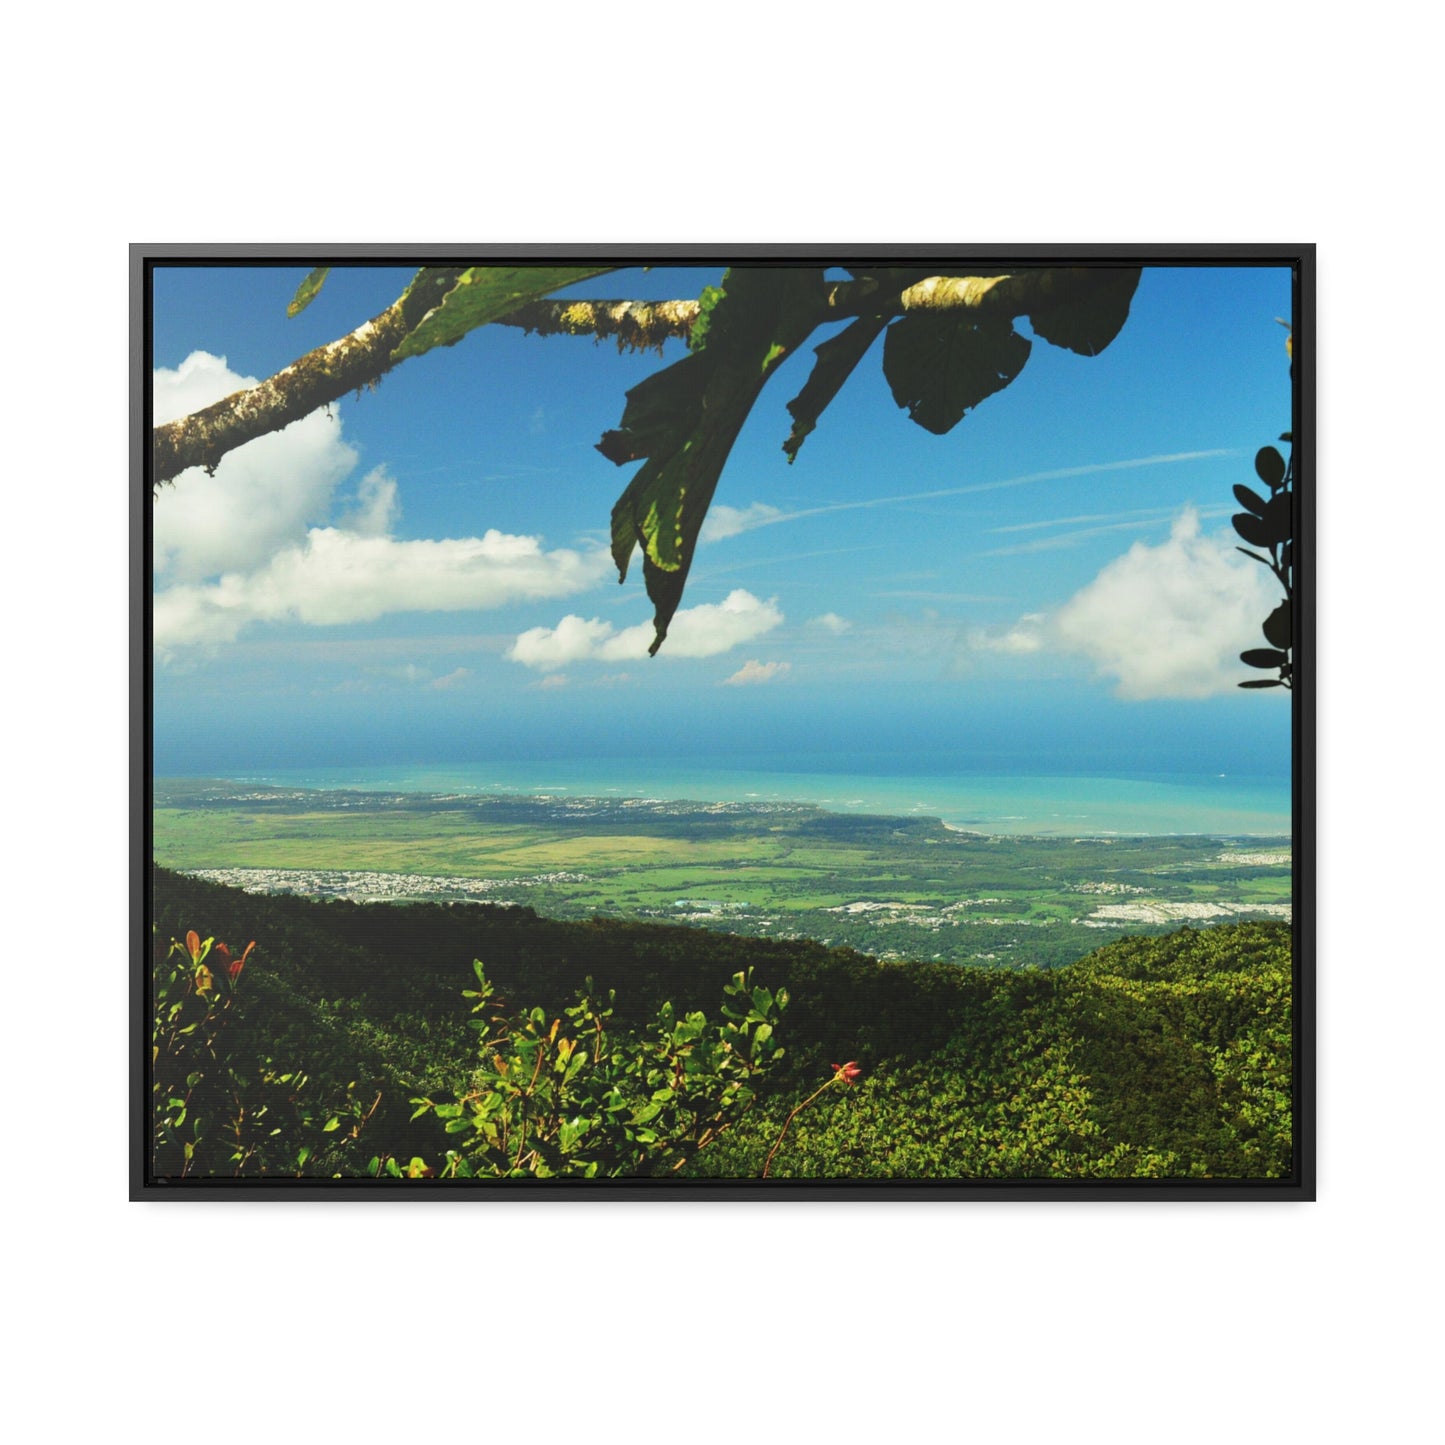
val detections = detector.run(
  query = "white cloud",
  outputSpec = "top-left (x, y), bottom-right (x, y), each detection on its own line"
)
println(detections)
top-left (156, 529), bottom-right (614, 652)
top-left (339, 467), bottom-right (400, 538)
top-left (808, 612), bottom-right (852, 635)
top-left (154, 352), bottom-right (360, 584)
top-left (723, 659), bottom-right (791, 686)
top-left (508, 589), bottom-right (784, 671)
top-left (969, 613), bottom-right (1047, 655)
top-left (509, 614), bottom-right (617, 671)
top-left (700, 502), bottom-right (783, 542)
top-left (968, 509), bottom-right (1281, 699)
top-left (153, 351), bottom-right (614, 657)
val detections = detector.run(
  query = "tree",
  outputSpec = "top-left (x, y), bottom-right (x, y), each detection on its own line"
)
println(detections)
top-left (151, 262), bottom-right (1148, 655)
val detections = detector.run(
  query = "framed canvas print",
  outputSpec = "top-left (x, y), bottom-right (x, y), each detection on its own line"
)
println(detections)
top-left (133, 247), bottom-right (1313, 1199)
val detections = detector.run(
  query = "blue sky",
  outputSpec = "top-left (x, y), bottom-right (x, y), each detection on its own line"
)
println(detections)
top-left (151, 262), bottom-right (1293, 777)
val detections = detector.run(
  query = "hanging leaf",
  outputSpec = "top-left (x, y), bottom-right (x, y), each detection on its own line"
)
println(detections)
top-left (598, 354), bottom-right (713, 468)
top-left (393, 265), bottom-right (619, 361)
top-left (883, 315), bottom-right (1031, 435)
top-left (602, 268), bottom-right (825, 650)
top-left (1239, 678), bottom-right (1283, 689)
top-left (783, 315), bottom-right (888, 463)
top-left (1241, 648), bottom-right (1289, 669)
top-left (1255, 446), bottom-right (1286, 488)
top-left (287, 267), bottom-right (331, 317)
top-left (1233, 484), bottom-right (1268, 516)
top-left (1263, 600), bottom-right (1292, 650)
top-left (1026, 268), bottom-right (1142, 355)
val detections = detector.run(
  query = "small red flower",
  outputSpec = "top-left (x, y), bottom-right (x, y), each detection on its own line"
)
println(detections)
top-left (831, 1061), bottom-right (863, 1084)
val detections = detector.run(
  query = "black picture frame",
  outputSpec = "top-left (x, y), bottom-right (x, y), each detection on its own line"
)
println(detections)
top-left (133, 244), bottom-right (1314, 1201)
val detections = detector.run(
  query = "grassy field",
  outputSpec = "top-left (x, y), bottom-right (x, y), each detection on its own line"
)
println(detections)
top-left (154, 779), bottom-right (1292, 969)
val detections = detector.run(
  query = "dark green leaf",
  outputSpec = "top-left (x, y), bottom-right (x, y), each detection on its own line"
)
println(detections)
top-left (1262, 601), bottom-right (1292, 650)
top-left (287, 267), bottom-right (330, 317)
top-left (1241, 648), bottom-right (1288, 669)
top-left (1239, 678), bottom-right (1283, 688)
top-left (1233, 484), bottom-right (1268, 516)
top-left (1026, 268), bottom-right (1141, 355)
top-left (1263, 493), bottom-right (1292, 543)
top-left (393, 266), bottom-right (618, 361)
top-left (603, 268), bottom-right (823, 649)
top-left (1255, 446), bottom-right (1286, 488)
top-left (883, 316), bottom-right (1031, 434)
top-left (1232, 513), bottom-right (1274, 548)
top-left (782, 316), bottom-right (888, 463)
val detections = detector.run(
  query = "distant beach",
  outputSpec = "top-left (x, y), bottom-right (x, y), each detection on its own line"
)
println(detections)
top-left (206, 757), bottom-right (1293, 838)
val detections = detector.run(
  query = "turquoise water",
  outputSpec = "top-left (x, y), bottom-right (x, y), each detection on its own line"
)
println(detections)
top-left (217, 758), bottom-right (1292, 837)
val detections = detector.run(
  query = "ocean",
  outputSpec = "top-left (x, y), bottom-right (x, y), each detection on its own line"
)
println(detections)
top-left (208, 756), bottom-right (1293, 838)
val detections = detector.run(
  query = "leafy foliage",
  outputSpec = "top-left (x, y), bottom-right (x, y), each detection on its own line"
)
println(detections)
top-left (403, 965), bottom-right (785, 1179)
top-left (151, 928), bottom-right (377, 1178)
top-left (151, 870), bottom-right (1292, 1182)
top-left (1235, 324), bottom-right (1294, 689)
top-left (391, 265), bottom-right (617, 361)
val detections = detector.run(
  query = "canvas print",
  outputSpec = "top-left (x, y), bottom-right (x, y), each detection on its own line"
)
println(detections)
top-left (139, 251), bottom-right (1308, 1195)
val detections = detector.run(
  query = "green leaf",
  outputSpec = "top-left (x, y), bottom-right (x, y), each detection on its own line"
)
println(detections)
top-left (1241, 648), bottom-right (1288, 669)
top-left (783, 316), bottom-right (888, 463)
top-left (1255, 446), bottom-right (1286, 489)
top-left (1239, 678), bottom-right (1283, 689)
top-left (393, 265), bottom-right (618, 361)
top-left (883, 316), bottom-right (1031, 434)
top-left (1232, 513), bottom-right (1275, 549)
top-left (1262, 601), bottom-right (1292, 650)
top-left (286, 267), bottom-right (330, 318)
top-left (559, 1116), bottom-right (592, 1152)
top-left (1026, 268), bottom-right (1141, 356)
top-left (603, 267), bottom-right (824, 650)
top-left (1233, 484), bottom-right (1268, 516)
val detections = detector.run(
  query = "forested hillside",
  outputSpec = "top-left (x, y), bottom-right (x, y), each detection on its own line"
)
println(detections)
top-left (150, 867), bottom-right (1292, 1183)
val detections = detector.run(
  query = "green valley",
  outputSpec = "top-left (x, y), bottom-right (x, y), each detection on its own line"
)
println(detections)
top-left (155, 779), bottom-right (1291, 971)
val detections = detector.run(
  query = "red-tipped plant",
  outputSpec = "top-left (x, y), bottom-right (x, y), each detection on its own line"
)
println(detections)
top-left (762, 1060), bottom-right (863, 1179)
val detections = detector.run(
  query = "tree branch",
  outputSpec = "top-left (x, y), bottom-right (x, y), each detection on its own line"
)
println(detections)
top-left (493, 297), bottom-right (701, 352)
top-left (823, 267), bottom-right (1136, 320)
top-left (151, 268), bottom-right (463, 489)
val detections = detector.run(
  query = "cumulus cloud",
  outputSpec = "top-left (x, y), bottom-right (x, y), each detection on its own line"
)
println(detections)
top-left (722, 659), bottom-right (791, 686)
top-left (968, 509), bottom-right (1280, 699)
top-left (508, 590), bottom-right (783, 671)
top-left (808, 612), bottom-right (852, 635)
top-left (154, 352), bottom-right (360, 583)
top-left (156, 529), bottom-right (614, 652)
top-left (153, 351), bottom-right (613, 657)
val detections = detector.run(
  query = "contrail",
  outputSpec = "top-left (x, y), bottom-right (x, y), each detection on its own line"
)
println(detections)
top-left (719, 450), bottom-right (1235, 533)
